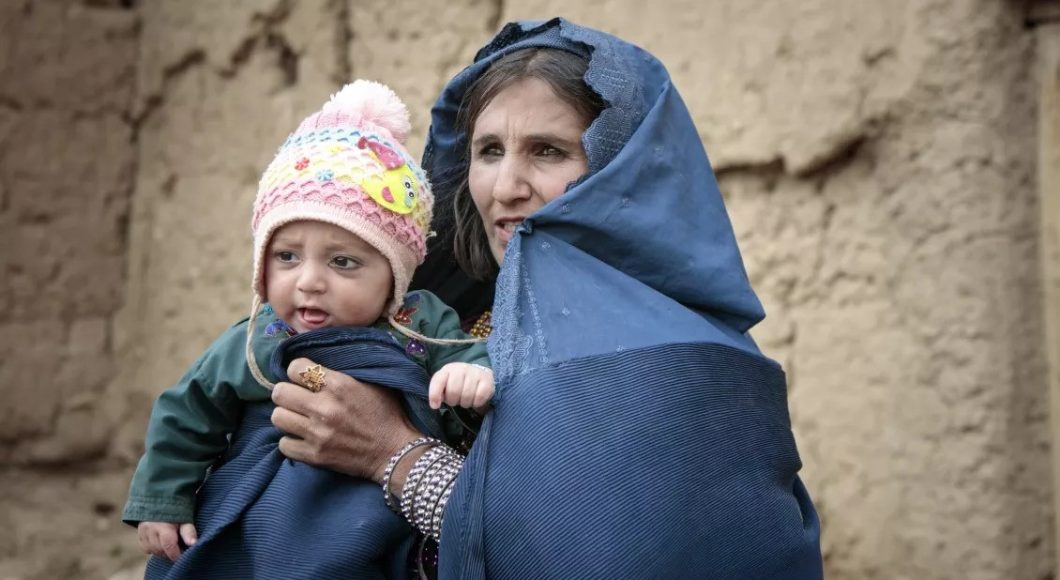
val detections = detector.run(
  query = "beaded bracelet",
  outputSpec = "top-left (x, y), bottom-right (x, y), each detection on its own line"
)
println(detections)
top-left (381, 437), bottom-right (441, 512)
top-left (426, 458), bottom-right (462, 539)
top-left (404, 449), bottom-right (463, 540)
top-left (402, 445), bottom-right (454, 526)
top-left (430, 473), bottom-right (459, 539)
top-left (407, 446), bottom-right (451, 530)
top-left (428, 450), bottom-right (462, 534)
top-left (393, 443), bottom-right (466, 539)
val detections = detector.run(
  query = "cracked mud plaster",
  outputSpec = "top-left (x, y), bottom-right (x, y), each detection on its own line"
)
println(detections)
top-left (1, 0), bottom-right (137, 467)
top-left (0, 1), bottom-right (1054, 579)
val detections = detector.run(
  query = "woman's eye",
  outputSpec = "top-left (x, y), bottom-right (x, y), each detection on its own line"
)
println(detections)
top-left (477, 144), bottom-right (503, 158)
top-left (537, 144), bottom-right (564, 158)
top-left (331, 256), bottom-right (360, 269)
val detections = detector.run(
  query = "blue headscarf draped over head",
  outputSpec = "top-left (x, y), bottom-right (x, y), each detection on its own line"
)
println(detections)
top-left (426, 18), bottom-right (822, 580)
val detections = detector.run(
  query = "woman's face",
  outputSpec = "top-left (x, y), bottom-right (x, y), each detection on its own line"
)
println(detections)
top-left (468, 78), bottom-right (590, 264)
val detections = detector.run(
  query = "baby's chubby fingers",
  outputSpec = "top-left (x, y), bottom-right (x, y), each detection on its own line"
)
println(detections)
top-left (458, 370), bottom-right (479, 408)
top-left (138, 521), bottom-right (182, 560)
top-left (428, 368), bottom-right (451, 409)
top-left (443, 376), bottom-right (466, 407)
top-left (180, 523), bottom-right (198, 548)
top-left (136, 523), bottom-right (154, 555)
top-left (473, 378), bottom-right (495, 410)
top-left (157, 524), bottom-right (182, 561)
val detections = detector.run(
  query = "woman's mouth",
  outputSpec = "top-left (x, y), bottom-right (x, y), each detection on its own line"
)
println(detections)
top-left (495, 220), bottom-right (522, 244)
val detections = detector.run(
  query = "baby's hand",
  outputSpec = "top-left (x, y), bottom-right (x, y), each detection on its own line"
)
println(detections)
top-left (429, 362), bottom-right (494, 414)
top-left (137, 521), bottom-right (197, 561)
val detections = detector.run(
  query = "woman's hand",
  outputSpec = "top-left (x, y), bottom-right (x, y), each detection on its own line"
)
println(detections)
top-left (270, 358), bottom-right (423, 484)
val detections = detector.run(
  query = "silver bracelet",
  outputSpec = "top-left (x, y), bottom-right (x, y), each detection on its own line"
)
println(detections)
top-left (430, 473), bottom-right (459, 539)
top-left (401, 446), bottom-right (447, 525)
top-left (408, 446), bottom-right (451, 531)
top-left (427, 457), bottom-right (462, 539)
top-left (381, 437), bottom-right (441, 512)
top-left (400, 447), bottom-right (464, 539)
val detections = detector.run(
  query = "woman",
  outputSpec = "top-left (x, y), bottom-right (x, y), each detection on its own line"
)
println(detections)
top-left (272, 18), bottom-right (823, 579)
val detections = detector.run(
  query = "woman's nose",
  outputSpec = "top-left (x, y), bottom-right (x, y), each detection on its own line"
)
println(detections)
top-left (492, 156), bottom-right (532, 203)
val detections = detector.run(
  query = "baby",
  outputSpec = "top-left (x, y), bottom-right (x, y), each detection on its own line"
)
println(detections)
top-left (123, 81), bottom-right (493, 566)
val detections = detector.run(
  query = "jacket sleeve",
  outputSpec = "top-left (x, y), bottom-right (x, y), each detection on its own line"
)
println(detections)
top-left (414, 291), bottom-right (491, 371)
top-left (121, 320), bottom-right (268, 525)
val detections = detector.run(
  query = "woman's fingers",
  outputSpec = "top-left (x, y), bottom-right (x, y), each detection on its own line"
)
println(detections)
top-left (270, 380), bottom-right (312, 416)
top-left (277, 433), bottom-right (316, 464)
top-left (271, 404), bottom-right (313, 439)
top-left (287, 357), bottom-right (326, 391)
top-left (271, 356), bottom-right (424, 482)
top-left (269, 359), bottom-right (333, 418)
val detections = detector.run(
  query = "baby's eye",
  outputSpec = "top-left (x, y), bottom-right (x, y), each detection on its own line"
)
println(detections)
top-left (274, 251), bottom-right (297, 263)
top-left (331, 255), bottom-right (360, 269)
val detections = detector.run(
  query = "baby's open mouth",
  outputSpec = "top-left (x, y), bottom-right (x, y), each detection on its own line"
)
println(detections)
top-left (298, 308), bottom-right (328, 325)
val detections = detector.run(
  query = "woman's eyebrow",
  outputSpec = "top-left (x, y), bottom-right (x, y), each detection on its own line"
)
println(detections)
top-left (525, 132), bottom-right (580, 146)
top-left (472, 132), bottom-right (580, 147)
top-left (471, 133), bottom-right (499, 148)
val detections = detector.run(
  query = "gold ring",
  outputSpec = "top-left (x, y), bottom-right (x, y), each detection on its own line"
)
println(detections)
top-left (299, 364), bottom-right (327, 392)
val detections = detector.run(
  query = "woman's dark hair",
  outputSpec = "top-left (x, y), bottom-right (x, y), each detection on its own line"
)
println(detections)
top-left (450, 48), bottom-right (606, 280)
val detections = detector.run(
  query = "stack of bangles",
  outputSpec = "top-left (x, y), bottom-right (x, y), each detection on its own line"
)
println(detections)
top-left (381, 437), bottom-right (465, 540)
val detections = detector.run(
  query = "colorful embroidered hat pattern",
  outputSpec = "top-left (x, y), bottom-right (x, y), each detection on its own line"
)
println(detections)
top-left (251, 80), bottom-right (433, 314)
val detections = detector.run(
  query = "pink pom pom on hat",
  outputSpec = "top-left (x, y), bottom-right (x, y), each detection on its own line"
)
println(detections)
top-left (251, 80), bottom-right (433, 315)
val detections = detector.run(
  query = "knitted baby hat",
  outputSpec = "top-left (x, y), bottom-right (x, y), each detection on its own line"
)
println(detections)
top-left (251, 80), bottom-right (433, 315)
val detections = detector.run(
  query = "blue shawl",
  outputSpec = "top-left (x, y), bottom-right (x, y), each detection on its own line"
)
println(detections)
top-left (145, 328), bottom-right (442, 580)
top-left (424, 19), bottom-right (823, 579)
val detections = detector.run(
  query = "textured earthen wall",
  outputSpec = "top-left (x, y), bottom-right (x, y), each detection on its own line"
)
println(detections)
top-left (0, 1), bottom-right (1052, 579)
top-left (0, 0), bottom-right (137, 464)
top-left (107, 0), bottom-right (352, 459)
top-left (0, 0), bottom-right (139, 577)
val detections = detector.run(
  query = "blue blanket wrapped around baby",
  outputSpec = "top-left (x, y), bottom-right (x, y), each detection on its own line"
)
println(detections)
top-left (145, 327), bottom-right (442, 580)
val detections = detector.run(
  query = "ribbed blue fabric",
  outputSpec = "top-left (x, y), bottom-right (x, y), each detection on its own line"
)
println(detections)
top-left (145, 327), bottom-right (441, 580)
top-left (423, 18), bottom-right (824, 579)
top-left (440, 343), bottom-right (821, 579)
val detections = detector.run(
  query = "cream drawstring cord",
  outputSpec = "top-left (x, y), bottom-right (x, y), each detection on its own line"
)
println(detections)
top-left (386, 313), bottom-right (486, 346)
top-left (245, 295), bottom-right (486, 391)
top-left (245, 295), bottom-right (275, 390)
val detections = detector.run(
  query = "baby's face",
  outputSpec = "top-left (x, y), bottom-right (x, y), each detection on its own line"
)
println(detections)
top-left (264, 220), bottom-right (393, 333)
